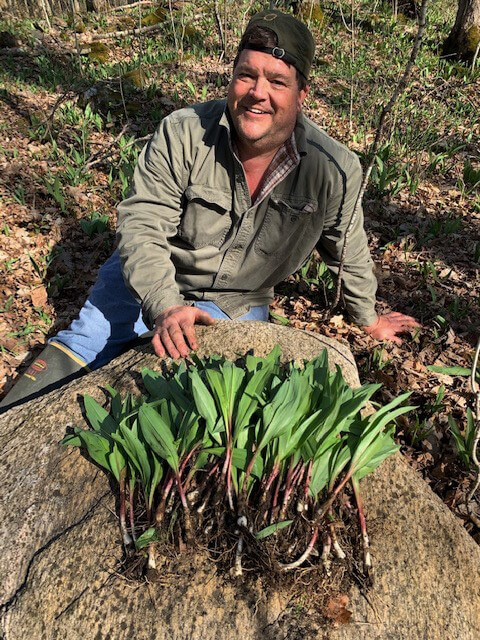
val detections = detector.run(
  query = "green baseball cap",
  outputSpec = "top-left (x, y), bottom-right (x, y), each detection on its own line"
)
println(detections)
top-left (241, 9), bottom-right (315, 80)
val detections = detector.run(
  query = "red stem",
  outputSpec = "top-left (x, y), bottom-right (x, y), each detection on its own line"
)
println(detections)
top-left (129, 486), bottom-right (136, 542)
top-left (281, 526), bottom-right (319, 571)
top-left (280, 463), bottom-right (305, 520)
top-left (179, 444), bottom-right (200, 476)
top-left (304, 460), bottom-right (313, 499)
top-left (272, 467), bottom-right (283, 510)
top-left (119, 470), bottom-right (132, 545)
top-left (207, 461), bottom-right (220, 478)
top-left (175, 471), bottom-right (188, 509)
top-left (264, 464), bottom-right (279, 492)
top-left (155, 471), bottom-right (174, 526)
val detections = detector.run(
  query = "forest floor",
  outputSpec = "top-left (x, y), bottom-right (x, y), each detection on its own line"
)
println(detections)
top-left (0, 1), bottom-right (479, 538)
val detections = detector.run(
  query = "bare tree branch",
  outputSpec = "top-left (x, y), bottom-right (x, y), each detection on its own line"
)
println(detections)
top-left (84, 128), bottom-right (150, 170)
top-left (91, 23), bottom-right (163, 40)
top-left (110, 1), bottom-right (157, 11)
top-left (214, 0), bottom-right (226, 61)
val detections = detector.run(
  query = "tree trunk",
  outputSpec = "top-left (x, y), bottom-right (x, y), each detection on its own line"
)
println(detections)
top-left (443, 0), bottom-right (480, 62)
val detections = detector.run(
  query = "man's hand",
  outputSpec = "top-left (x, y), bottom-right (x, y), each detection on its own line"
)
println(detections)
top-left (362, 312), bottom-right (420, 346)
top-left (152, 305), bottom-right (216, 359)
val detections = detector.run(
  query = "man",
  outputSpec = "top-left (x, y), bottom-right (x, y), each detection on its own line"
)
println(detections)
top-left (0, 10), bottom-right (418, 412)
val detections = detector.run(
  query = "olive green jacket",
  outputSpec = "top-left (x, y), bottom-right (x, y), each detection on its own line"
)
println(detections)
top-left (117, 100), bottom-right (377, 327)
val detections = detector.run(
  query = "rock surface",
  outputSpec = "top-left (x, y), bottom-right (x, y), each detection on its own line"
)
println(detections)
top-left (1, 322), bottom-right (480, 640)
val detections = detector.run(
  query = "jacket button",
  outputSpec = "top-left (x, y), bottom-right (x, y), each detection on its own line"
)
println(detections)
top-left (290, 216), bottom-right (298, 222)
top-left (220, 274), bottom-right (228, 281)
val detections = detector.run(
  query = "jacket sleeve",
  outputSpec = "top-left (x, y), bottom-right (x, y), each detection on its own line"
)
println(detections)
top-left (116, 116), bottom-right (186, 328)
top-left (316, 152), bottom-right (378, 326)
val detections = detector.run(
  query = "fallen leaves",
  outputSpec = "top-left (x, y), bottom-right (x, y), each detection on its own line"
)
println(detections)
top-left (30, 285), bottom-right (48, 307)
top-left (324, 594), bottom-right (352, 625)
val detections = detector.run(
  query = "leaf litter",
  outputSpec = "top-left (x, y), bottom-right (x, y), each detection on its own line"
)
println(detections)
top-left (0, 0), bottom-right (479, 561)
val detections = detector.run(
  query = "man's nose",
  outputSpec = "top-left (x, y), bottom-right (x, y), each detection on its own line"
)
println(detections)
top-left (249, 77), bottom-right (268, 100)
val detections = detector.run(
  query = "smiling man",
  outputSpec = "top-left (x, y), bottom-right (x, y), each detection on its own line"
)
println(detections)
top-left (0, 9), bottom-right (418, 412)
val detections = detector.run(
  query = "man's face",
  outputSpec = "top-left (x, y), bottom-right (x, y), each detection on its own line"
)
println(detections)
top-left (227, 49), bottom-right (308, 157)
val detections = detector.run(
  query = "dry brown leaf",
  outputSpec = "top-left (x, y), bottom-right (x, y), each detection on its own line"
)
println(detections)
top-left (329, 314), bottom-right (344, 328)
top-left (66, 185), bottom-right (89, 205)
top-left (30, 286), bottom-right (48, 307)
top-left (325, 594), bottom-right (352, 625)
top-left (430, 372), bottom-right (454, 386)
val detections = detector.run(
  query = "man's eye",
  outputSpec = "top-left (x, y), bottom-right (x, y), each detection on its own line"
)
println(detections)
top-left (272, 80), bottom-right (286, 87)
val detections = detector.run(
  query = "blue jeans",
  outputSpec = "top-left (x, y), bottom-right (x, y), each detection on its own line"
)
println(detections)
top-left (50, 251), bottom-right (269, 370)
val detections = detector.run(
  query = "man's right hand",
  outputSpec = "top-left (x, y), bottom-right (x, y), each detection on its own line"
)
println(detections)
top-left (152, 305), bottom-right (216, 359)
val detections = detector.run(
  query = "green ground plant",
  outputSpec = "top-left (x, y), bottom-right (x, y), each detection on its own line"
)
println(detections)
top-left (448, 409), bottom-right (477, 470)
top-left (80, 211), bottom-right (110, 236)
top-left (62, 348), bottom-right (413, 579)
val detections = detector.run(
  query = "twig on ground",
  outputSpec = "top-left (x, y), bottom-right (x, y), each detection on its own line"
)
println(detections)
top-left (467, 336), bottom-right (480, 526)
top-left (331, 0), bottom-right (429, 312)
top-left (91, 24), bottom-right (163, 40)
top-left (35, 90), bottom-right (77, 141)
top-left (118, 75), bottom-right (129, 122)
top-left (111, 1), bottom-right (157, 11)
top-left (83, 123), bottom-right (130, 170)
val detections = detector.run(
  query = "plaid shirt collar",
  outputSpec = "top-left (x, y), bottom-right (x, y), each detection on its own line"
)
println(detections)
top-left (232, 131), bottom-right (300, 205)
top-left (254, 132), bottom-right (300, 204)
top-left (221, 105), bottom-right (302, 205)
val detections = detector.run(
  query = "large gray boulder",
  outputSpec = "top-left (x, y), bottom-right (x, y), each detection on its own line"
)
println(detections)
top-left (1, 322), bottom-right (480, 640)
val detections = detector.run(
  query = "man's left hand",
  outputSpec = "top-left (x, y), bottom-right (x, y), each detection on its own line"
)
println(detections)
top-left (362, 312), bottom-right (421, 345)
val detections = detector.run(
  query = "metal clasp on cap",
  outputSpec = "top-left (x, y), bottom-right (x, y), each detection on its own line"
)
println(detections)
top-left (271, 47), bottom-right (285, 59)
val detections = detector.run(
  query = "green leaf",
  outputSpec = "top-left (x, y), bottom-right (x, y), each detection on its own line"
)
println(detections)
top-left (427, 365), bottom-right (476, 378)
top-left (352, 426), bottom-right (400, 481)
top-left (269, 311), bottom-right (289, 325)
top-left (105, 385), bottom-right (123, 421)
top-left (60, 432), bottom-right (83, 447)
top-left (190, 368), bottom-right (218, 432)
top-left (258, 372), bottom-right (305, 453)
top-left (234, 362), bottom-right (274, 437)
top-left (135, 526), bottom-right (161, 550)
top-left (448, 414), bottom-right (471, 469)
top-left (75, 430), bottom-right (112, 474)
top-left (148, 453), bottom-right (163, 510)
top-left (177, 407), bottom-right (201, 453)
top-left (109, 441), bottom-right (126, 481)
top-left (255, 520), bottom-right (293, 540)
top-left (231, 447), bottom-right (264, 478)
top-left (116, 418), bottom-right (152, 488)
top-left (83, 394), bottom-right (118, 436)
top-left (465, 408), bottom-right (477, 456)
top-left (204, 363), bottom-right (244, 430)
top-left (139, 403), bottom-right (179, 472)
top-left (142, 368), bottom-right (171, 399)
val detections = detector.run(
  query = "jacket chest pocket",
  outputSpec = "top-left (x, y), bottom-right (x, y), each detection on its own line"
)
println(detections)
top-left (177, 186), bottom-right (232, 249)
top-left (254, 195), bottom-right (317, 257)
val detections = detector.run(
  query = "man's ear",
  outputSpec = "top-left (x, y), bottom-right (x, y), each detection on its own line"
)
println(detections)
top-left (298, 85), bottom-right (309, 111)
